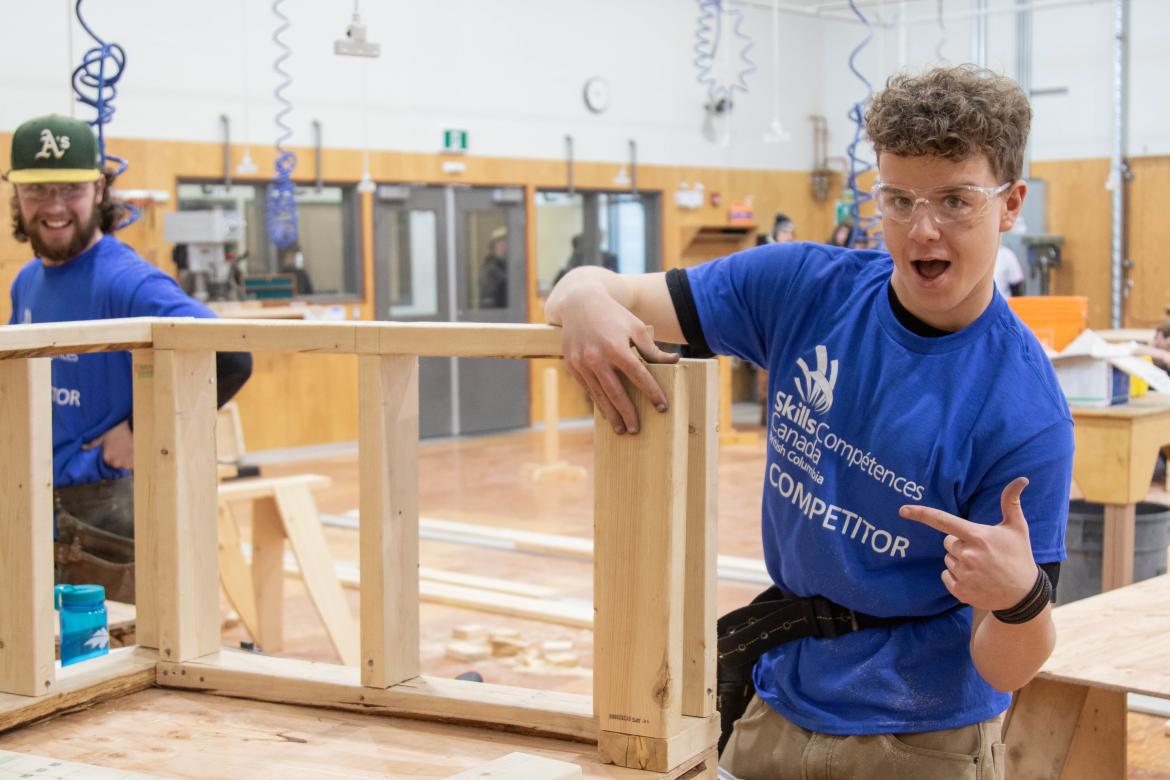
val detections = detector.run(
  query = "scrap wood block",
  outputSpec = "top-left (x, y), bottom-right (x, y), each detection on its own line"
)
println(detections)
top-left (541, 639), bottom-right (573, 655)
top-left (544, 651), bottom-right (579, 668)
top-left (445, 641), bottom-right (491, 662)
top-left (489, 628), bottom-right (521, 641)
top-left (453, 624), bottom-right (489, 641)
top-left (445, 751), bottom-right (582, 779)
top-left (489, 637), bottom-right (528, 657)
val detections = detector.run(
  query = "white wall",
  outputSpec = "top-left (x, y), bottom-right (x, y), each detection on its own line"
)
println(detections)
top-left (1, 0), bottom-right (1167, 173)
top-left (0, 0), bottom-right (825, 172)
top-left (819, 0), bottom-right (1170, 166)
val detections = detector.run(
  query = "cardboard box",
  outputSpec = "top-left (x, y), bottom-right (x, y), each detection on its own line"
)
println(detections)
top-left (1049, 330), bottom-right (1170, 407)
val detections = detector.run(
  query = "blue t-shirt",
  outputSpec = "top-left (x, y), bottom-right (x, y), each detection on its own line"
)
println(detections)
top-left (9, 234), bottom-right (216, 487)
top-left (687, 242), bottom-right (1073, 735)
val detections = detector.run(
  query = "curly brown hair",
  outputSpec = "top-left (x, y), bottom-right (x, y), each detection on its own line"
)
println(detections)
top-left (864, 65), bottom-right (1031, 184)
top-left (9, 170), bottom-right (129, 242)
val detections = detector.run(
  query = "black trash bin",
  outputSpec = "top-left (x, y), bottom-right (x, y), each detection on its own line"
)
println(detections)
top-left (1056, 500), bottom-right (1170, 604)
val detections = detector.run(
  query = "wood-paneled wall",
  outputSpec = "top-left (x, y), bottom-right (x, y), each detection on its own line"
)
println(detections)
top-left (4, 130), bottom-right (1161, 449)
top-left (0, 132), bottom-right (840, 448)
top-left (1031, 156), bottom-right (1169, 330)
top-left (1125, 156), bottom-right (1170, 327)
top-left (1030, 159), bottom-right (1113, 328)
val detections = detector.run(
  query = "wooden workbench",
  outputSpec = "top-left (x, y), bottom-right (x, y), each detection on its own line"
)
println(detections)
top-left (1071, 393), bottom-right (1170, 590)
top-left (1095, 328), bottom-right (1154, 344)
top-left (1004, 574), bottom-right (1170, 778)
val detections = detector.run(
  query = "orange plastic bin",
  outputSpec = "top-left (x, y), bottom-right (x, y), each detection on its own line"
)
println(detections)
top-left (1007, 296), bottom-right (1088, 351)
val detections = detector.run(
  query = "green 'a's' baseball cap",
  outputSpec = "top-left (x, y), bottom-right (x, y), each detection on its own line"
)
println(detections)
top-left (8, 114), bottom-right (100, 184)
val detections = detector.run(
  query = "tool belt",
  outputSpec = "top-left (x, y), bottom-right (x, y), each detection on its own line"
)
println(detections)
top-left (716, 586), bottom-right (959, 755)
top-left (54, 507), bottom-right (136, 604)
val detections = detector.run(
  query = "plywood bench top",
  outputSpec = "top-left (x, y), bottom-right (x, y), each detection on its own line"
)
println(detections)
top-left (1040, 574), bottom-right (1170, 697)
top-left (216, 474), bottom-right (331, 501)
top-left (0, 687), bottom-right (677, 779)
top-left (1070, 392), bottom-right (1170, 420)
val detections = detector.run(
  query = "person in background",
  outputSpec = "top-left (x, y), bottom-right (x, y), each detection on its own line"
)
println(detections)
top-left (5, 114), bottom-right (253, 603)
top-left (827, 222), bottom-right (854, 247)
top-left (770, 212), bottom-right (796, 243)
top-left (479, 226), bottom-right (508, 308)
top-left (1151, 320), bottom-right (1170, 368)
top-left (554, 233), bottom-right (618, 287)
top-left (1150, 320), bottom-right (1170, 482)
top-left (554, 234), bottom-right (587, 287)
top-left (994, 242), bottom-right (1025, 297)
top-left (278, 242), bottom-right (314, 296)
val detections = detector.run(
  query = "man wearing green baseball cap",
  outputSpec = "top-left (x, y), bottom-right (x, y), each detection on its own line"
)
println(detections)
top-left (5, 114), bottom-right (253, 602)
top-left (8, 114), bottom-right (110, 263)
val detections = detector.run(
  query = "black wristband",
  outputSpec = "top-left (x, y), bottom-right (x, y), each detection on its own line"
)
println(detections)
top-left (992, 566), bottom-right (1052, 624)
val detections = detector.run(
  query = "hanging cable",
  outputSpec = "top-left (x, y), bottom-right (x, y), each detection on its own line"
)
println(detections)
top-left (236, 0), bottom-right (257, 174)
top-left (267, 0), bottom-right (299, 249)
top-left (693, 0), bottom-right (756, 108)
top-left (935, 0), bottom-right (948, 63)
top-left (763, 0), bottom-right (789, 142)
top-left (71, 0), bottom-right (137, 228)
top-left (844, 0), bottom-right (880, 249)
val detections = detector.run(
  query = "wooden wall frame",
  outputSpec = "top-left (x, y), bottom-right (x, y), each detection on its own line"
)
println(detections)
top-left (0, 318), bottom-right (719, 778)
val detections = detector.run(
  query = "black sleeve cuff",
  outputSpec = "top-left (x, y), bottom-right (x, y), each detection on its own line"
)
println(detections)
top-left (215, 351), bottom-right (254, 408)
top-left (1039, 561), bottom-right (1061, 602)
top-left (665, 267), bottom-right (713, 359)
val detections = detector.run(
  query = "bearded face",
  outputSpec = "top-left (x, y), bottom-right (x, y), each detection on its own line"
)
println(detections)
top-left (14, 180), bottom-right (104, 263)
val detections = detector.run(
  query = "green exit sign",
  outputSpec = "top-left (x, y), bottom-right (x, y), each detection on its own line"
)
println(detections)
top-left (443, 129), bottom-right (468, 153)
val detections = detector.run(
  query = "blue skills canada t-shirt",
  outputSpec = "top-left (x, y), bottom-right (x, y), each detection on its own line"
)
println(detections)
top-left (687, 242), bottom-right (1073, 735)
top-left (9, 234), bottom-right (216, 487)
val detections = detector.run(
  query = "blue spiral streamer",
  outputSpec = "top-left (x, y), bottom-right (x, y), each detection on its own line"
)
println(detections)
top-left (693, 0), bottom-right (756, 105)
top-left (266, 0), bottom-right (299, 249)
top-left (844, 0), bottom-right (880, 249)
top-left (71, 0), bottom-right (138, 229)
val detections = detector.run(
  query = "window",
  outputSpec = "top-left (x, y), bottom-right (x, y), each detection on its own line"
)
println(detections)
top-left (534, 190), bottom-right (660, 296)
top-left (176, 181), bottom-right (362, 301)
top-left (383, 209), bottom-right (440, 318)
top-left (462, 209), bottom-right (510, 311)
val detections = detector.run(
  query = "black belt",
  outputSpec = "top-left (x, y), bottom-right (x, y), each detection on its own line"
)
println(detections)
top-left (717, 586), bottom-right (912, 673)
top-left (715, 586), bottom-right (961, 754)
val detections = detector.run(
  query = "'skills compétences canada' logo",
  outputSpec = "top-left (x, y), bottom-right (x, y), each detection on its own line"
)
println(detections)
top-left (794, 345), bottom-right (837, 415)
top-left (767, 342), bottom-right (919, 557)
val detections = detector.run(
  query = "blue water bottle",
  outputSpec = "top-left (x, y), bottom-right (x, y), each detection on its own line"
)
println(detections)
top-left (54, 584), bottom-right (109, 666)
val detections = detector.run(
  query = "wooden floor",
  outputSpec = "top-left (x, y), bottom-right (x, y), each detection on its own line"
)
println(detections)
top-left (0, 688), bottom-right (671, 779)
top-left (3, 422), bottom-right (1169, 777)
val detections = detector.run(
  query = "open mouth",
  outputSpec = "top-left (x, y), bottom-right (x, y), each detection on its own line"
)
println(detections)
top-left (912, 259), bottom-right (950, 281)
top-left (40, 218), bottom-right (73, 232)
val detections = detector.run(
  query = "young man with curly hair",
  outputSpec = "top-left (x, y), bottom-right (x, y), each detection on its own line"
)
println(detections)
top-left (5, 114), bottom-right (253, 602)
top-left (546, 66), bottom-right (1072, 779)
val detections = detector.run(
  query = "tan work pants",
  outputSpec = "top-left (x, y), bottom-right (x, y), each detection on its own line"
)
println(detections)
top-left (720, 695), bottom-right (1005, 780)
